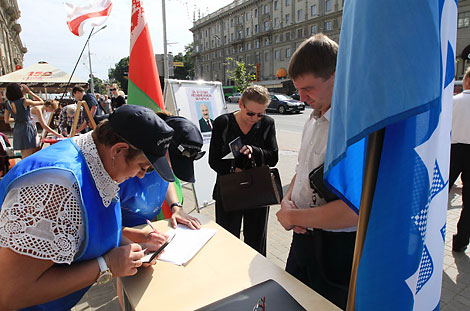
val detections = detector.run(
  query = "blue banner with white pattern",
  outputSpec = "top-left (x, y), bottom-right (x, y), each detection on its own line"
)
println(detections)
top-left (324, 0), bottom-right (457, 309)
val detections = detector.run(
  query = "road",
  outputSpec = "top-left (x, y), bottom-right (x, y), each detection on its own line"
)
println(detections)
top-left (225, 101), bottom-right (311, 134)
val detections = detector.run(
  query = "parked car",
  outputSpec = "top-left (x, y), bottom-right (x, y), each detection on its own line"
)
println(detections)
top-left (228, 92), bottom-right (242, 103)
top-left (267, 93), bottom-right (305, 114)
top-left (290, 91), bottom-right (300, 100)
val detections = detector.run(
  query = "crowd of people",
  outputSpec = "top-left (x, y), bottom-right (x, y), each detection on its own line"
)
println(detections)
top-left (0, 31), bottom-right (467, 311)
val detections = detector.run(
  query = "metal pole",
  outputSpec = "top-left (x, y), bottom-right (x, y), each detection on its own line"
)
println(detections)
top-left (162, 0), bottom-right (169, 81)
top-left (346, 128), bottom-right (385, 310)
top-left (87, 39), bottom-right (95, 95)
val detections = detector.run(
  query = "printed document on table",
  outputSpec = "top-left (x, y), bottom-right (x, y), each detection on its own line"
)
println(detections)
top-left (158, 225), bottom-right (217, 265)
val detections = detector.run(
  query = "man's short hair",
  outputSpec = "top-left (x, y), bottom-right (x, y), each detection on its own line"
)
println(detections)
top-left (72, 86), bottom-right (84, 94)
top-left (288, 34), bottom-right (338, 80)
top-left (241, 85), bottom-right (270, 106)
top-left (464, 67), bottom-right (470, 81)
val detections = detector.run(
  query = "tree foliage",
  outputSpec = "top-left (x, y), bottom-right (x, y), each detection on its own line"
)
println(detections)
top-left (108, 57), bottom-right (129, 94)
top-left (225, 57), bottom-right (256, 93)
top-left (173, 43), bottom-right (194, 80)
top-left (87, 76), bottom-right (105, 94)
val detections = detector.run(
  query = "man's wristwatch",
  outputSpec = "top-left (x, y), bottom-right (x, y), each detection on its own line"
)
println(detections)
top-left (96, 256), bottom-right (112, 285)
top-left (170, 202), bottom-right (182, 211)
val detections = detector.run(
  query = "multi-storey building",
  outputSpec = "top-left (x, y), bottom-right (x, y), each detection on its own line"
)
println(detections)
top-left (192, 0), bottom-right (470, 84)
top-left (0, 0), bottom-right (26, 76)
top-left (457, 0), bottom-right (470, 79)
top-left (191, 0), bottom-right (344, 85)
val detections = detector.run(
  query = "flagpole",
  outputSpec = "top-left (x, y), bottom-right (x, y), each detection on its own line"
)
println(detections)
top-left (162, 0), bottom-right (169, 82)
top-left (59, 27), bottom-right (95, 101)
top-left (346, 128), bottom-right (385, 311)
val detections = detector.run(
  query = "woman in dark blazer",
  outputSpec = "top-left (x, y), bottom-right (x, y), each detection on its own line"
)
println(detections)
top-left (209, 85), bottom-right (278, 255)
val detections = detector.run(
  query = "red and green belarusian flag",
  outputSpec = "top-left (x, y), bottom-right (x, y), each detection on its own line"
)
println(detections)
top-left (128, 0), bottom-right (182, 219)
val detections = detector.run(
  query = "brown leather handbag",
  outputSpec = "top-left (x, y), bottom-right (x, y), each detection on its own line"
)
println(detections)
top-left (219, 158), bottom-right (282, 212)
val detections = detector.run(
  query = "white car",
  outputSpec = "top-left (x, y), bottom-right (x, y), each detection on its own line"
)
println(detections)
top-left (228, 93), bottom-right (242, 103)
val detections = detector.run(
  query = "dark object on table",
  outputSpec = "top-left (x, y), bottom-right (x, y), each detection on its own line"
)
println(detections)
top-left (195, 279), bottom-right (306, 311)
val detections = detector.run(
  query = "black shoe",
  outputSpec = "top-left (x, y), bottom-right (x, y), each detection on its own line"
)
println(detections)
top-left (452, 234), bottom-right (468, 252)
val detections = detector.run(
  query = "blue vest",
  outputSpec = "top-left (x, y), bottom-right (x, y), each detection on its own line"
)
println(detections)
top-left (0, 138), bottom-right (122, 311)
top-left (120, 171), bottom-right (169, 227)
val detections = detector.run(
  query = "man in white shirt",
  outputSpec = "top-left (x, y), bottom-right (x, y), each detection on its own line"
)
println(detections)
top-left (450, 67), bottom-right (470, 252)
top-left (276, 34), bottom-right (358, 310)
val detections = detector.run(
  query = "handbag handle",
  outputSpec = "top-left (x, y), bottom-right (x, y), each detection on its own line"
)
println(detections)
top-left (229, 145), bottom-right (257, 173)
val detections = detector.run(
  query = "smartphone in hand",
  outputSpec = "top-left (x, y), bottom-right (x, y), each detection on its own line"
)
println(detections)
top-left (142, 234), bottom-right (176, 263)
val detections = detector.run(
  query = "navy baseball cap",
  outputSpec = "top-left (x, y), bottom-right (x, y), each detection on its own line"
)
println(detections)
top-left (166, 116), bottom-right (205, 183)
top-left (108, 105), bottom-right (175, 182)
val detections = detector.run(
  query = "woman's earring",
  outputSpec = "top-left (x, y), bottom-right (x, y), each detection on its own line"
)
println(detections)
top-left (112, 156), bottom-right (115, 169)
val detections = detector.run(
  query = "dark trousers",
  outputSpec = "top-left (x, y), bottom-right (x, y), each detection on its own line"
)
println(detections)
top-left (449, 143), bottom-right (470, 248)
top-left (286, 230), bottom-right (356, 310)
top-left (215, 200), bottom-right (269, 256)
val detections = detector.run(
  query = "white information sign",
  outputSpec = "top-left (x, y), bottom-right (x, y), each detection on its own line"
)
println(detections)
top-left (164, 80), bottom-right (227, 210)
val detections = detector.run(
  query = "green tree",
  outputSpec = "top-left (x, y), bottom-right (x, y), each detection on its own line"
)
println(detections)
top-left (173, 43), bottom-right (194, 80)
top-left (108, 57), bottom-right (129, 94)
top-left (225, 57), bottom-right (256, 92)
top-left (87, 76), bottom-right (105, 94)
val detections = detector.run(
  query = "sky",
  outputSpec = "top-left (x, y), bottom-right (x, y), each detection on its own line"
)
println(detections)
top-left (17, 0), bottom-right (233, 82)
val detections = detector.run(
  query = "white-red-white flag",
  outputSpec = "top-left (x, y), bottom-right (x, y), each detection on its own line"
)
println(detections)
top-left (65, 0), bottom-right (113, 36)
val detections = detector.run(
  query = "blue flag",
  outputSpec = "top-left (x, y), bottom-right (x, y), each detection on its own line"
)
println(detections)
top-left (324, 0), bottom-right (457, 309)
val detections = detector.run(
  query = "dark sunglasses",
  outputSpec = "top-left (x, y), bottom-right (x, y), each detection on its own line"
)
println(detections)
top-left (243, 103), bottom-right (265, 118)
top-left (173, 141), bottom-right (206, 160)
top-left (110, 88), bottom-right (117, 91)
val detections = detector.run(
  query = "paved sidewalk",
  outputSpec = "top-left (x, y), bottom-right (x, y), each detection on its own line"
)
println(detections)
top-left (69, 126), bottom-right (470, 310)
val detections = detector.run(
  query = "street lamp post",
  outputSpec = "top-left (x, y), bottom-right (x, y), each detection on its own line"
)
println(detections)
top-left (162, 0), bottom-right (169, 81)
top-left (87, 25), bottom-right (107, 95)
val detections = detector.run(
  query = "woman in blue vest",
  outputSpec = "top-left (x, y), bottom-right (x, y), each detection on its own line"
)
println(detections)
top-left (0, 105), bottom-right (175, 310)
top-left (119, 114), bottom-right (205, 233)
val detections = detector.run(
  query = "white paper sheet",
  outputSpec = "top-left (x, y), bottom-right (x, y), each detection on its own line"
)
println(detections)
top-left (157, 225), bottom-right (217, 266)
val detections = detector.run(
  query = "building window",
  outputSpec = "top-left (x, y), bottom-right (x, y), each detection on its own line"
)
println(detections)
top-left (311, 25), bottom-right (317, 34)
top-left (195, 45), bottom-right (199, 53)
top-left (255, 40), bottom-right (260, 48)
top-left (247, 42), bottom-right (252, 50)
top-left (325, 0), bottom-right (332, 12)
top-left (238, 30), bottom-right (243, 39)
top-left (311, 4), bottom-right (317, 16)
top-left (255, 24), bottom-right (259, 34)
top-left (285, 0), bottom-right (290, 6)
top-left (285, 31), bottom-right (291, 41)
top-left (238, 15), bottom-right (242, 24)
top-left (274, 1), bottom-right (278, 10)
top-left (274, 35), bottom-right (280, 43)
top-left (255, 8), bottom-right (258, 17)
top-left (458, 12), bottom-right (470, 28)
top-left (325, 20), bottom-right (332, 31)
top-left (297, 9), bottom-right (303, 21)
top-left (264, 21), bottom-right (270, 31)
top-left (286, 47), bottom-right (291, 58)
top-left (297, 28), bottom-right (303, 38)
top-left (231, 19), bottom-right (234, 26)
top-left (231, 33), bottom-right (234, 41)
top-left (246, 11), bottom-right (251, 21)
top-left (274, 17), bottom-right (279, 28)
top-left (264, 4), bottom-right (269, 14)
top-left (285, 14), bottom-right (290, 24)
top-left (275, 50), bottom-right (280, 60)
top-left (205, 29), bottom-right (208, 37)
top-left (246, 27), bottom-right (251, 36)
top-left (265, 38), bottom-right (270, 46)
top-left (239, 45), bottom-right (243, 52)
top-left (247, 55), bottom-right (251, 64)
top-left (265, 51), bottom-right (270, 61)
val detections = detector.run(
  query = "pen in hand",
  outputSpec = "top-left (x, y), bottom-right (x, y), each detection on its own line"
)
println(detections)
top-left (146, 219), bottom-right (159, 234)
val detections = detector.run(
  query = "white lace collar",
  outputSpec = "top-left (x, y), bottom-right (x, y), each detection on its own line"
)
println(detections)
top-left (73, 132), bottom-right (119, 207)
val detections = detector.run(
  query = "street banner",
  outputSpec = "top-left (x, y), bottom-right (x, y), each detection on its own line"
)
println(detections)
top-left (128, 0), bottom-right (181, 219)
top-left (65, 0), bottom-right (113, 37)
top-left (324, 0), bottom-right (457, 309)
